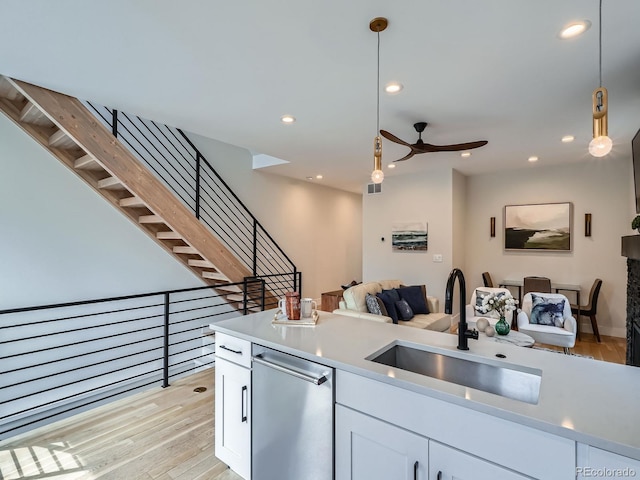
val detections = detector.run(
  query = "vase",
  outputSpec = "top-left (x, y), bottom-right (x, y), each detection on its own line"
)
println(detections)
top-left (495, 316), bottom-right (510, 336)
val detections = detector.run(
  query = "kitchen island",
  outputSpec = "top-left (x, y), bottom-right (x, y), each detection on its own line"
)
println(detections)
top-left (211, 309), bottom-right (640, 479)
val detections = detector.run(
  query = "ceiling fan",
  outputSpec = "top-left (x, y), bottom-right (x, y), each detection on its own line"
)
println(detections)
top-left (380, 122), bottom-right (488, 162)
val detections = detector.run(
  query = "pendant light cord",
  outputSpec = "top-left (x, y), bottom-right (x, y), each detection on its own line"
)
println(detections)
top-left (599, 0), bottom-right (603, 88)
top-left (376, 31), bottom-right (380, 134)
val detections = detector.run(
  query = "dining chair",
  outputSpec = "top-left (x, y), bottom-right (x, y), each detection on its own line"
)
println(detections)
top-left (482, 272), bottom-right (494, 288)
top-left (523, 276), bottom-right (551, 296)
top-left (571, 279), bottom-right (602, 343)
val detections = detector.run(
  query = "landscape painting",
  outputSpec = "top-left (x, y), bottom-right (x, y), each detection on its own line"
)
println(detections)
top-left (504, 203), bottom-right (572, 251)
top-left (392, 222), bottom-right (428, 251)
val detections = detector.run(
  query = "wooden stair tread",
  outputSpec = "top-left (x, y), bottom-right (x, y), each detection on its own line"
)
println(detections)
top-left (173, 246), bottom-right (200, 255)
top-left (74, 154), bottom-right (103, 171)
top-left (156, 231), bottom-right (182, 240)
top-left (188, 259), bottom-right (216, 268)
top-left (138, 214), bottom-right (164, 224)
top-left (119, 196), bottom-right (146, 208)
top-left (97, 176), bottom-right (126, 190)
top-left (202, 271), bottom-right (228, 281)
top-left (0, 76), bottom-right (24, 101)
top-left (215, 284), bottom-right (243, 293)
top-left (49, 128), bottom-right (77, 149)
top-left (20, 102), bottom-right (54, 127)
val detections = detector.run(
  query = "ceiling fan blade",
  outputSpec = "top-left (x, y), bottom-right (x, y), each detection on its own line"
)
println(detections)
top-left (423, 140), bottom-right (488, 152)
top-left (393, 150), bottom-right (417, 162)
top-left (380, 129), bottom-right (412, 147)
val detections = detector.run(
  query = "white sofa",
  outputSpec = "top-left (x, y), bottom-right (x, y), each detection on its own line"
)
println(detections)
top-left (332, 279), bottom-right (451, 332)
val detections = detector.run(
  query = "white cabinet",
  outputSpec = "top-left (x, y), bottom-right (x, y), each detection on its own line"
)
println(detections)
top-left (215, 344), bottom-right (251, 479)
top-left (336, 405), bottom-right (429, 480)
top-left (577, 444), bottom-right (640, 479)
top-left (429, 441), bottom-right (528, 480)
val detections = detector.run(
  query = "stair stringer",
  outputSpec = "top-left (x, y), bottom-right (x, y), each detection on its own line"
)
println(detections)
top-left (0, 76), bottom-right (269, 311)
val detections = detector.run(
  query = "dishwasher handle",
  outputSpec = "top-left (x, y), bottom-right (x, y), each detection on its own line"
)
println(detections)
top-left (253, 355), bottom-right (328, 385)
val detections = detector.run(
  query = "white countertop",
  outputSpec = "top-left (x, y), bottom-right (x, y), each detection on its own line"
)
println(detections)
top-left (211, 309), bottom-right (640, 460)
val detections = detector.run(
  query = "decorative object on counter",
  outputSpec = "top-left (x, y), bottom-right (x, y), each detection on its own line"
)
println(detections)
top-left (475, 290), bottom-right (517, 336)
top-left (585, 213), bottom-right (592, 237)
top-left (490, 217), bottom-right (496, 237)
top-left (392, 222), bottom-right (428, 251)
top-left (484, 325), bottom-right (495, 337)
top-left (300, 297), bottom-right (317, 318)
top-left (475, 317), bottom-right (490, 332)
top-left (278, 291), bottom-right (301, 320)
top-left (495, 317), bottom-right (511, 336)
top-left (504, 202), bottom-right (572, 251)
top-left (632, 215), bottom-right (640, 233)
top-left (272, 308), bottom-right (319, 326)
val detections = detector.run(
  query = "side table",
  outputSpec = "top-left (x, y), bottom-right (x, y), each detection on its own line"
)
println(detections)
top-left (320, 289), bottom-right (344, 312)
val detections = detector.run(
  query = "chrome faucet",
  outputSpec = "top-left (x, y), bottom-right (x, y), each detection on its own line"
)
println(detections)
top-left (444, 268), bottom-right (478, 350)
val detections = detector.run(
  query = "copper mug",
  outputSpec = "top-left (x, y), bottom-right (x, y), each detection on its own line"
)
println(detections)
top-left (278, 291), bottom-right (300, 320)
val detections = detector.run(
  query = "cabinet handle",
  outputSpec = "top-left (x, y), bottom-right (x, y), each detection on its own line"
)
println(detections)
top-left (413, 461), bottom-right (418, 480)
top-left (241, 385), bottom-right (248, 423)
top-left (436, 471), bottom-right (442, 480)
top-left (220, 344), bottom-right (242, 355)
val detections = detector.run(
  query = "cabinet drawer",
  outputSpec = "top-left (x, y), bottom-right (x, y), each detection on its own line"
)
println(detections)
top-left (215, 332), bottom-right (252, 368)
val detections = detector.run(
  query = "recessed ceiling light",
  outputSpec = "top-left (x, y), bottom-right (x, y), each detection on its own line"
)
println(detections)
top-left (528, 156), bottom-right (539, 163)
top-left (461, 152), bottom-right (471, 158)
top-left (281, 115), bottom-right (296, 124)
top-left (315, 174), bottom-right (323, 180)
top-left (561, 135), bottom-right (575, 143)
top-left (384, 82), bottom-right (403, 94)
top-left (559, 20), bottom-right (591, 39)
top-left (387, 163), bottom-right (396, 169)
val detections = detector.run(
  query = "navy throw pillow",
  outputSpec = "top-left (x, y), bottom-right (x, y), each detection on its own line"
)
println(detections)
top-left (395, 299), bottom-right (414, 321)
top-left (530, 294), bottom-right (566, 327)
top-left (397, 285), bottom-right (429, 314)
top-left (376, 291), bottom-right (399, 324)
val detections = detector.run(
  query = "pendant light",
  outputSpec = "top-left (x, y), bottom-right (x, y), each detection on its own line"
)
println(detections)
top-left (370, 17), bottom-right (388, 184)
top-left (589, 0), bottom-right (612, 157)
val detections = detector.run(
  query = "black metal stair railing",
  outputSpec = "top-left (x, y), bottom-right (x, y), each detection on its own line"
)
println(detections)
top-left (0, 278), bottom-right (265, 440)
top-left (85, 102), bottom-right (299, 305)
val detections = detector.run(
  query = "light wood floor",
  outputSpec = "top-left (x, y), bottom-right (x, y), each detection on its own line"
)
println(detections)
top-left (0, 335), bottom-right (627, 479)
top-left (0, 369), bottom-right (239, 480)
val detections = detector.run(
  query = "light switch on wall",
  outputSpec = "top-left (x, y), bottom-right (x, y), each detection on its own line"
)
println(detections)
top-left (433, 254), bottom-right (443, 263)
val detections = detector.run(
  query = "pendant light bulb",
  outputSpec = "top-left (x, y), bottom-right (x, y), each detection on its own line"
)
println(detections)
top-left (371, 135), bottom-right (384, 184)
top-left (589, 135), bottom-right (613, 157)
top-left (370, 17), bottom-right (387, 184)
top-left (589, 0), bottom-right (612, 158)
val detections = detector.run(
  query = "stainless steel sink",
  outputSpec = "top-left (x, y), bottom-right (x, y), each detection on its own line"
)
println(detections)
top-left (367, 342), bottom-right (541, 405)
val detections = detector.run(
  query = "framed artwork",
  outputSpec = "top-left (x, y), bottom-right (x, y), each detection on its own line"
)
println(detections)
top-left (392, 222), bottom-right (428, 251)
top-left (504, 203), bottom-right (572, 251)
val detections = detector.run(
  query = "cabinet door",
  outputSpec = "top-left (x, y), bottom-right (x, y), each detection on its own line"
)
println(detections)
top-left (215, 357), bottom-right (251, 480)
top-left (577, 444), bottom-right (640, 479)
top-left (429, 441), bottom-right (528, 480)
top-left (336, 405), bottom-right (429, 480)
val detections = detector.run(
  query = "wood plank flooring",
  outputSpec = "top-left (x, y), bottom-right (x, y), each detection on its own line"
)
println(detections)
top-left (0, 334), bottom-right (628, 479)
top-left (0, 369), bottom-right (240, 480)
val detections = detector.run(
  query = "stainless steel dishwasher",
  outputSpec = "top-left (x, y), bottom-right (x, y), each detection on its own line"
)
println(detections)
top-left (252, 345), bottom-right (333, 480)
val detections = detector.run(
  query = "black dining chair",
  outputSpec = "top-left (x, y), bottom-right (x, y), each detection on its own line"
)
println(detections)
top-left (523, 276), bottom-right (551, 296)
top-left (571, 279), bottom-right (602, 343)
top-left (482, 272), bottom-right (494, 288)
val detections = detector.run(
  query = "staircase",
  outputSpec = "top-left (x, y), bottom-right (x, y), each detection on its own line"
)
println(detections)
top-left (0, 75), bottom-right (282, 312)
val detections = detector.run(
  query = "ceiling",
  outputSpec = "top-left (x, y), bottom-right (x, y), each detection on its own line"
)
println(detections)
top-left (2, 0), bottom-right (640, 194)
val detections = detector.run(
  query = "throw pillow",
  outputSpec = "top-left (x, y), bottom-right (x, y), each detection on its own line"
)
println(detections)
top-left (381, 288), bottom-right (401, 302)
top-left (397, 285), bottom-right (429, 314)
top-left (530, 294), bottom-right (566, 327)
top-left (365, 293), bottom-right (382, 315)
top-left (474, 289), bottom-right (505, 319)
top-left (395, 299), bottom-right (414, 321)
top-left (376, 291), bottom-right (400, 324)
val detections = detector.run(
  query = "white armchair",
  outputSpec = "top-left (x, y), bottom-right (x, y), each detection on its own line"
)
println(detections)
top-left (517, 292), bottom-right (577, 354)
top-left (465, 287), bottom-right (513, 328)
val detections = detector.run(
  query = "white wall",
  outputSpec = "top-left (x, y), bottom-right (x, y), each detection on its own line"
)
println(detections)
top-left (188, 133), bottom-right (363, 301)
top-left (0, 114), bottom-right (203, 309)
top-left (465, 158), bottom-right (631, 338)
top-left (362, 168), bottom-right (455, 304)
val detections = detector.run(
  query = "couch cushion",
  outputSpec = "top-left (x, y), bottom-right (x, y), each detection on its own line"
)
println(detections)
top-left (343, 281), bottom-right (384, 312)
top-left (397, 285), bottom-right (429, 314)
